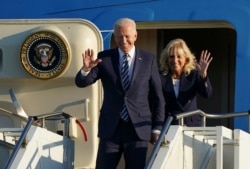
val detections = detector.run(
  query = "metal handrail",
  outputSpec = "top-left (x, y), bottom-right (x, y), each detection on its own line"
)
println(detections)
top-left (144, 116), bottom-right (173, 169)
top-left (36, 111), bottom-right (71, 137)
top-left (0, 107), bottom-right (71, 136)
top-left (0, 107), bottom-right (28, 122)
top-left (175, 109), bottom-right (250, 132)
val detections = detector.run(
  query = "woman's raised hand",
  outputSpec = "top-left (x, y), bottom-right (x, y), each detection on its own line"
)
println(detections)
top-left (196, 50), bottom-right (213, 77)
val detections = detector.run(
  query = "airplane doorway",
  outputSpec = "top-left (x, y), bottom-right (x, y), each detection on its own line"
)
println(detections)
top-left (111, 21), bottom-right (236, 129)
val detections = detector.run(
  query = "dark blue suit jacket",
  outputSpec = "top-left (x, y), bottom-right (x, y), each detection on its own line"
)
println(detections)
top-left (160, 70), bottom-right (212, 126)
top-left (75, 48), bottom-right (165, 141)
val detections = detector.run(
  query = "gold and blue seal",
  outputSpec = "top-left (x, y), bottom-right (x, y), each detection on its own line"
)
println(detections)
top-left (20, 31), bottom-right (69, 79)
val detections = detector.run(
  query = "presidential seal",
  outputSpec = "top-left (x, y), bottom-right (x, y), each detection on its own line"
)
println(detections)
top-left (20, 31), bottom-right (69, 79)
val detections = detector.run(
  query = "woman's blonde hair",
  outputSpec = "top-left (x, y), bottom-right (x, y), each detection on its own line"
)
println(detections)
top-left (159, 38), bottom-right (196, 75)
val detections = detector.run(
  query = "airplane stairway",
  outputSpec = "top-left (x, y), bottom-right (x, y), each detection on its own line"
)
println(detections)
top-left (0, 89), bottom-right (81, 169)
top-left (0, 117), bottom-right (75, 169)
top-left (147, 110), bottom-right (250, 169)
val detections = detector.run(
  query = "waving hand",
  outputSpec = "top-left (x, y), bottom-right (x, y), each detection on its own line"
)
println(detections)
top-left (82, 48), bottom-right (102, 72)
top-left (196, 50), bottom-right (213, 78)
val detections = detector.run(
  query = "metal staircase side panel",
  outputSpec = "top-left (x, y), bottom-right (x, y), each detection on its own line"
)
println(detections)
top-left (151, 125), bottom-right (184, 169)
top-left (222, 143), bottom-right (234, 169)
top-left (203, 147), bottom-right (216, 169)
top-left (183, 130), bottom-right (215, 169)
top-left (233, 129), bottom-right (250, 169)
top-left (151, 126), bottom-right (243, 169)
top-left (9, 126), bottom-right (74, 169)
top-left (0, 140), bottom-right (12, 169)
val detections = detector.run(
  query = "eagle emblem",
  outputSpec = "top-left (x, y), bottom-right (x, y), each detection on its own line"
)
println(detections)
top-left (20, 31), bottom-right (69, 79)
top-left (34, 43), bottom-right (56, 67)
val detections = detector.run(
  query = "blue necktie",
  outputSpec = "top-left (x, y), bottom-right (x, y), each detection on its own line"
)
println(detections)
top-left (120, 54), bottom-right (130, 122)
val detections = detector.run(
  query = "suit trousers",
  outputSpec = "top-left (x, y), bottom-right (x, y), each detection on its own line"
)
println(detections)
top-left (95, 119), bottom-right (148, 169)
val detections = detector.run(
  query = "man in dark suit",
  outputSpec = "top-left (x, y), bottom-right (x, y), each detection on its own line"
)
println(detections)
top-left (75, 18), bottom-right (165, 169)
